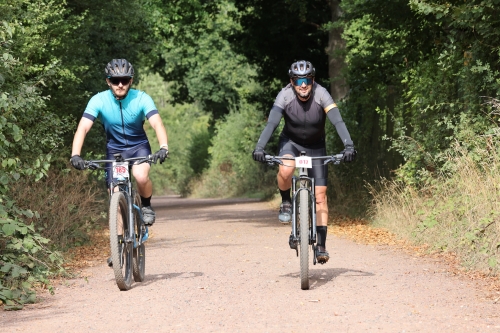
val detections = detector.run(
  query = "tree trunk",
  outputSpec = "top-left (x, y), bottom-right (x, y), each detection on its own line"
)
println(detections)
top-left (386, 85), bottom-right (395, 171)
top-left (327, 0), bottom-right (348, 102)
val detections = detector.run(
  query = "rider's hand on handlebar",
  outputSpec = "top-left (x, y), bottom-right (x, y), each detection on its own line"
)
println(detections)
top-left (153, 148), bottom-right (169, 164)
top-left (70, 155), bottom-right (85, 170)
top-left (342, 144), bottom-right (357, 162)
top-left (252, 147), bottom-right (266, 163)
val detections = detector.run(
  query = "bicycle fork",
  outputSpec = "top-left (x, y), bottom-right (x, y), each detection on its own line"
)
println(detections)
top-left (290, 172), bottom-right (318, 260)
top-left (132, 204), bottom-right (149, 245)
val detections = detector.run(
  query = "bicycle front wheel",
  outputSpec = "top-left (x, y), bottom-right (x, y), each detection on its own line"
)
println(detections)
top-left (299, 187), bottom-right (310, 290)
top-left (109, 192), bottom-right (133, 290)
top-left (132, 191), bottom-right (145, 282)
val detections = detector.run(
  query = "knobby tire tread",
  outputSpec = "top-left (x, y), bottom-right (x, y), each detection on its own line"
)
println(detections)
top-left (299, 188), bottom-right (310, 290)
top-left (109, 192), bottom-right (133, 290)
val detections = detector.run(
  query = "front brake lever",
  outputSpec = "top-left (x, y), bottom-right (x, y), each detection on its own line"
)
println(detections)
top-left (87, 162), bottom-right (99, 170)
top-left (323, 158), bottom-right (333, 165)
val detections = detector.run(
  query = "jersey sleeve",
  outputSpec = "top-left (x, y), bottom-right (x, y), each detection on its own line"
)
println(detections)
top-left (82, 94), bottom-right (102, 121)
top-left (313, 85), bottom-right (337, 112)
top-left (140, 92), bottom-right (159, 119)
top-left (255, 106), bottom-right (284, 149)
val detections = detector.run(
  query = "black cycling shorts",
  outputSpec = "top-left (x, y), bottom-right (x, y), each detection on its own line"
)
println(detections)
top-left (105, 142), bottom-right (152, 187)
top-left (278, 135), bottom-right (328, 187)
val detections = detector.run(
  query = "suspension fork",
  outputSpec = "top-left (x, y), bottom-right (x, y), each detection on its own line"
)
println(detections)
top-left (292, 177), bottom-right (316, 235)
top-left (310, 177), bottom-right (317, 244)
top-left (124, 190), bottom-right (134, 244)
top-left (292, 175), bottom-right (298, 238)
top-left (291, 180), bottom-right (317, 244)
top-left (111, 180), bottom-right (135, 244)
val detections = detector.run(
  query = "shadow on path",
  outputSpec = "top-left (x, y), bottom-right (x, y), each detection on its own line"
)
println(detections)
top-left (132, 271), bottom-right (205, 289)
top-left (282, 267), bottom-right (374, 290)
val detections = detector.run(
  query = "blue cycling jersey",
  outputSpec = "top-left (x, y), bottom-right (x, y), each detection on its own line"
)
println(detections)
top-left (82, 89), bottom-right (159, 152)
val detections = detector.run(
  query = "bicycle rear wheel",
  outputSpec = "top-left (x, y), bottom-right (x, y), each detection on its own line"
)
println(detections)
top-left (132, 191), bottom-right (146, 282)
top-left (109, 192), bottom-right (133, 290)
top-left (299, 187), bottom-right (310, 290)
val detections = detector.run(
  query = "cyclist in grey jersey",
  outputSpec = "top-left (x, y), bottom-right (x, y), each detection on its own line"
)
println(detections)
top-left (70, 59), bottom-right (169, 227)
top-left (253, 60), bottom-right (356, 264)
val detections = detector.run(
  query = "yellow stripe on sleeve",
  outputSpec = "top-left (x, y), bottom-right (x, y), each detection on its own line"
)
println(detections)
top-left (324, 103), bottom-right (337, 113)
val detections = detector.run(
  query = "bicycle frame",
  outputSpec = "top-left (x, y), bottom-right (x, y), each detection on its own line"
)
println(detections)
top-left (109, 156), bottom-right (151, 252)
top-left (86, 154), bottom-right (152, 249)
top-left (264, 152), bottom-right (343, 261)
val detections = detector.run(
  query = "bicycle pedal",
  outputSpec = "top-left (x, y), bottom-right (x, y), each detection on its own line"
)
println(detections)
top-left (317, 257), bottom-right (328, 265)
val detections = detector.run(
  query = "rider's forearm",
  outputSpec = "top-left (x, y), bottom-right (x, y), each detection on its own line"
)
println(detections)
top-left (71, 132), bottom-right (85, 156)
top-left (256, 106), bottom-right (283, 149)
top-left (153, 123), bottom-right (168, 147)
top-left (148, 114), bottom-right (168, 147)
top-left (326, 107), bottom-right (354, 146)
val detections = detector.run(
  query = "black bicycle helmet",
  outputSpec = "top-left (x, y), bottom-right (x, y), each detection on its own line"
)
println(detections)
top-left (288, 60), bottom-right (315, 78)
top-left (105, 59), bottom-right (134, 78)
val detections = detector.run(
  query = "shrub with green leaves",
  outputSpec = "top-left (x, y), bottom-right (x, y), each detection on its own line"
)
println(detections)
top-left (1, 9), bottom-right (71, 309)
top-left (191, 100), bottom-right (277, 198)
top-left (1, 208), bottom-right (64, 310)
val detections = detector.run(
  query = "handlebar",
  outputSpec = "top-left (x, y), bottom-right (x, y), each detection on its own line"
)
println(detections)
top-left (263, 153), bottom-right (345, 166)
top-left (83, 155), bottom-right (156, 170)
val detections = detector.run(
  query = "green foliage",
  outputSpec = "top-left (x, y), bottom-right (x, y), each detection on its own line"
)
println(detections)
top-left (231, 0), bottom-right (332, 104)
top-left (338, 0), bottom-right (500, 188)
top-left (150, 0), bottom-right (254, 120)
top-left (9, 169), bottom-right (107, 249)
top-left (371, 134), bottom-right (500, 274)
top-left (190, 100), bottom-right (276, 198)
top-left (138, 74), bottom-right (212, 196)
top-left (0, 202), bottom-right (64, 310)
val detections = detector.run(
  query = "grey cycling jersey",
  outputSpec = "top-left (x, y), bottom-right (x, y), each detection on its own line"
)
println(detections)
top-left (256, 82), bottom-right (353, 149)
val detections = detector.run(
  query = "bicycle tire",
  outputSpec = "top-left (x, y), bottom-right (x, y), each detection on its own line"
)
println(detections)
top-left (299, 186), bottom-right (310, 290)
top-left (132, 191), bottom-right (146, 282)
top-left (109, 192), bottom-right (133, 290)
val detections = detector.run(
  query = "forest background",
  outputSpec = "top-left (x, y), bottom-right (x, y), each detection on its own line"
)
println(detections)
top-left (2, 0), bottom-right (500, 309)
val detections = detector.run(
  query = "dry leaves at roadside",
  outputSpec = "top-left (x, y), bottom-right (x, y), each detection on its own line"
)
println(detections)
top-left (62, 230), bottom-right (110, 271)
top-left (329, 216), bottom-right (500, 299)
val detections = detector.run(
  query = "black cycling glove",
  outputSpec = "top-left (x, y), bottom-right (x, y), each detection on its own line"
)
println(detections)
top-left (153, 148), bottom-right (168, 164)
top-left (70, 155), bottom-right (85, 170)
top-left (252, 147), bottom-right (266, 163)
top-left (342, 145), bottom-right (357, 162)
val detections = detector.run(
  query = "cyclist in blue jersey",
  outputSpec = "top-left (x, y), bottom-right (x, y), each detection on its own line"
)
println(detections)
top-left (70, 59), bottom-right (169, 226)
top-left (252, 60), bottom-right (356, 264)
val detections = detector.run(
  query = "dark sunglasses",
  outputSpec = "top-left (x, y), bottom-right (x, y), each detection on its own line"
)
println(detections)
top-left (293, 77), bottom-right (313, 86)
top-left (109, 77), bottom-right (131, 86)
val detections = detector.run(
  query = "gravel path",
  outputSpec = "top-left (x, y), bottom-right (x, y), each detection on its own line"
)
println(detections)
top-left (2, 196), bottom-right (500, 332)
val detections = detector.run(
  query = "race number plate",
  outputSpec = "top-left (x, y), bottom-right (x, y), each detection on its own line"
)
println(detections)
top-left (112, 162), bottom-right (129, 179)
top-left (295, 156), bottom-right (312, 168)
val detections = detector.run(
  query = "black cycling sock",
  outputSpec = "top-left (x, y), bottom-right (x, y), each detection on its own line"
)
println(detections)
top-left (280, 188), bottom-right (291, 202)
top-left (141, 195), bottom-right (152, 207)
top-left (316, 226), bottom-right (327, 248)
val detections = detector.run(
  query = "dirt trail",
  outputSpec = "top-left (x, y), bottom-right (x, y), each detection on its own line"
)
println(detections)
top-left (2, 196), bottom-right (500, 332)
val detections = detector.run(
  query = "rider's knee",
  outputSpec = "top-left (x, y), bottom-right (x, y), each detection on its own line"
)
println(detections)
top-left (315, 193), bottom-right (327, 205)
top-left (133, 172), bottom-right (150, 185)
top-left (278, 168), bottom-right (294, 180)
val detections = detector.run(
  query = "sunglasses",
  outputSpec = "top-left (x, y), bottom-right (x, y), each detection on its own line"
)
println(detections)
top-left (109, 77), bottom-right (131, 86)
top-left (292, 77), bottom-right (313, 86)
